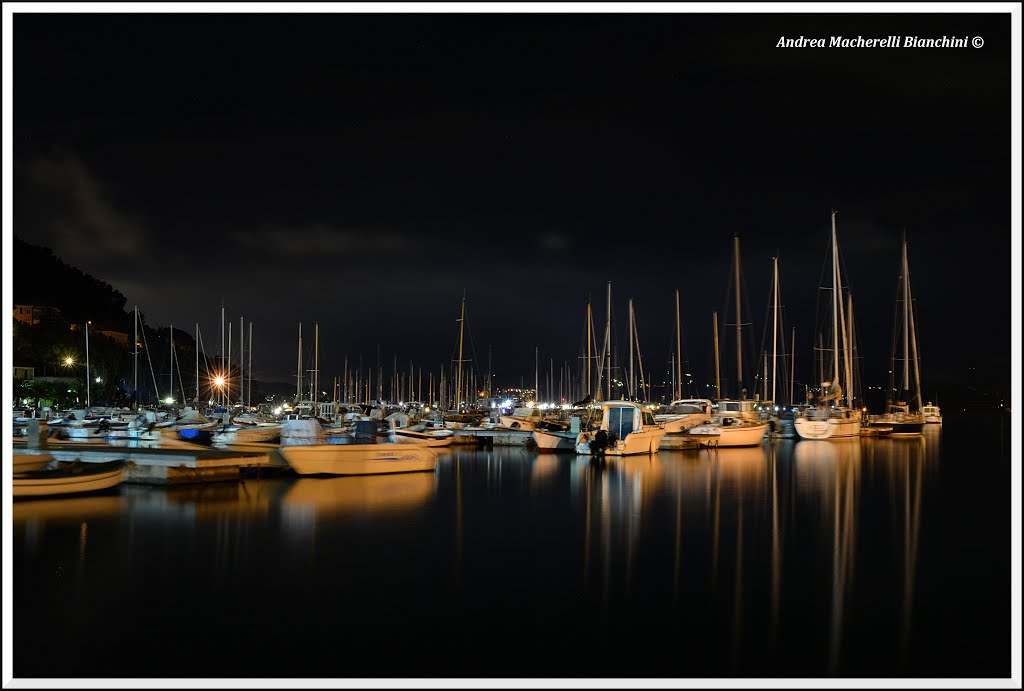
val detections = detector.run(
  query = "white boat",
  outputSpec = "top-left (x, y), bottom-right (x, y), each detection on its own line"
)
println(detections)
top-left (575, 401), bottom-right (666, 456)
top-left (210, 423), bottom-right (282, 444)
top-left (499, 406), bottom-right (544, 431)
top-left (14, 460), bottom-right (126, 498)
top-left (922, 402), bottom-right (942, 424)
top-left (795, 211), bottom-right (861, 440)
top-left (793, 404), bottom-right (862, 440)
top-left (654, 398), bottom-right (712, 433)
top-left (685, 399), bottom-right (769, 447)
top-left (533, 428), bottom-right (578, 451)
top-left (278, 442), bottom-right (439, 475)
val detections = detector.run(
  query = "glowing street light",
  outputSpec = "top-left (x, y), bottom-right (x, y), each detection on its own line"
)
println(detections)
top-left (64, 356), bottom-right (75, 367)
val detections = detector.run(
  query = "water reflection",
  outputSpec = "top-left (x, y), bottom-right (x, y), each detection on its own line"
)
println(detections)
top-left (791, 435), bottom-right (929, 675)
top-left (281, 473), bottom-right (435, 517)
top-left (14, 427), bottom-right (957, 678)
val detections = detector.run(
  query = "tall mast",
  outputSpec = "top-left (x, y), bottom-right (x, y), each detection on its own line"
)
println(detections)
top-left (790, 326), bottom-right (796, 408)
top-left (85, 320), bottom-right (91, 410)
top-left (628, 299), bottom-right (635, 400)
top-left (314, 322), bottom-right (320, 409)
top-left (831, 211), bottom-right (841, 401)
top-left (587, 301), bottom-right (592, 398)
top-left (902, 236), bottom-right (910, 396)
top-left (772, 257), bottom-right (779, 404)
top-left (905, 239), bottom-right (922, 411)
top-left (675, 289), bottom-right (682, 400)
top-left (221, 302), bottom-right (225, 406)
top-left (195, 322), bottom-right (199, 404)
top-left (169, 323), bottom-right (174, 402)
top-left (605, 281), bottom-right (612, 398)
top-left (734, 233), bottom-right (743, 398)
top-left (133, 306), bottom-right (138, 408)
top-left (713, 311), bottom-right (721, 399)
top-left (535, 346), bottom-right (539, 403)
top-left (239, 316), bottom-right (244, 410)
top-left (227, 322), bottom-right (232, 407)
top-left (634, 304), bottom-right (646, 403)
top-left (456, 296), bottom-right (465, 411)
top-left (296, 324), bottom-right (302, 401)
top-left (247, 321), bottom-right (253, 408)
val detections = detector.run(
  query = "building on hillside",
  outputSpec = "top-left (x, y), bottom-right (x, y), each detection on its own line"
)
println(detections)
top-left (13, 305), bottom-right (62, 326)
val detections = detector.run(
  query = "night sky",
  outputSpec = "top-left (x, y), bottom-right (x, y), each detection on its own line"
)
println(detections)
top-left (9, 10), bottom-right (1014, 404)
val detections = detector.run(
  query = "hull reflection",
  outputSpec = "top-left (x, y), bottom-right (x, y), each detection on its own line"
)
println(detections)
top-left (281, 473), bottom-right (435, 517)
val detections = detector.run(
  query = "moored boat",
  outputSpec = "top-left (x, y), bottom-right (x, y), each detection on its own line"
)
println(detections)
top-left (575, 401), bottom-right (666, 456)
top-left (278, 442), bottom-right (439, 475)
top-left (14, 460), bottom-right (127, 499)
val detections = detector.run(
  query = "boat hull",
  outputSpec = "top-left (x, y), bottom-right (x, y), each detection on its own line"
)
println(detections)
top-left (14, 461), bottom-right (125, 498)
top-left (794, 416), bottom-right (861, 440)
top-left (575, 428), bottom-right (666, 455)
top-left (278, 444), bottom-right (439, 475)
top-left (686, 422), bottom-right (768, 447)
top-left (533, 429), bottom-right (577, 451)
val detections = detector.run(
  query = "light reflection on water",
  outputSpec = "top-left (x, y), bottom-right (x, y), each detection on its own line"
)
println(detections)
top-left (12, 419), bottom-right (1008, 678)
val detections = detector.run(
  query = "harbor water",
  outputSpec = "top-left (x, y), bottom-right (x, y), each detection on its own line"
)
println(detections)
top-left (12, 414), bottom-right (1011, 678)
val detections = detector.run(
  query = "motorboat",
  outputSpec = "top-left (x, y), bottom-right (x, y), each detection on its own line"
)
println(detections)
top-left (575, 401), bottom-right (666, 456)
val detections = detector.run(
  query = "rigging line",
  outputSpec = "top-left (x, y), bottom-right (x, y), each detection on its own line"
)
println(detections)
top-left (196, 325), bottom-right (213, 399)
top-left (138, 318), bottom-right (161, 406)
top-left (171, 333), bottom-right (188, 404)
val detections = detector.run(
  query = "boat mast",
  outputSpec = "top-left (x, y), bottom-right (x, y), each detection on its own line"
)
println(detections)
top-left (587, 301), bottom-right (592, 398)
top-left (85, 320), bottom-right (91, 410)
top-left (790, 326), bottom-right (796, 408)
top-left (535, 346), bottom-right (539, 404)
top-left (169, 323), bottom-right (174, 402)
top-left (296, 324), bottom-right (302, 402)
top-left (220, 302), bottom-right (225, 407)
top-left (772, 256), bottom-right (779, 404)
top-left (830, 211), bottom-right (841, 405)
top-left (713, 311), bottom-right (721, 399)
top-left (633, 304), bottom-right (647, 403)
top-left (605, 281), bottom-right (612, 398)
top-left (247, 321), bottom-right (253, 408)
top-left (847, 291), bottom-right (856, 409)
top-left (628, 299), bottom-right (635, 400)
top-left (239, 316), bottom-right (244, 410)
top-left (314, 322), bottom-right (320, 411)
top-left (456, 296), bottom-right (465, 411)
top-left (133, 306), bottom-right (138, 409)
top-left (675, 289), bottom-right (682, 400)
top-left (734, 233), bottom-right (743, 398)
top-left (195, 322), bottom-right (200, 404)
top-left (905, 238), bottom-right (923, 411)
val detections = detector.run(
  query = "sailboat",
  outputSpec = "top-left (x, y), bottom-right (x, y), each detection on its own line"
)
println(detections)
top-left (794, 211), bottom-right (862, 440)
top-left (686, 234), bottom-right (768, 447)
top-left (865, 235), bottom-right (925, 436)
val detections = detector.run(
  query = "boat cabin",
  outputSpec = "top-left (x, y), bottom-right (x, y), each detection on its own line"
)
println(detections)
top-left (666, 399), bottom-right (713, 415)
top-left (715, 399), bottom-right (763, 422)
top-left (600, 401), bottom-right (655, 438)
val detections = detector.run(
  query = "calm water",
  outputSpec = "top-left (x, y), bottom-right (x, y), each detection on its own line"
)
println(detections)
top-left (12, 414), bottom-right (1011, 678)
